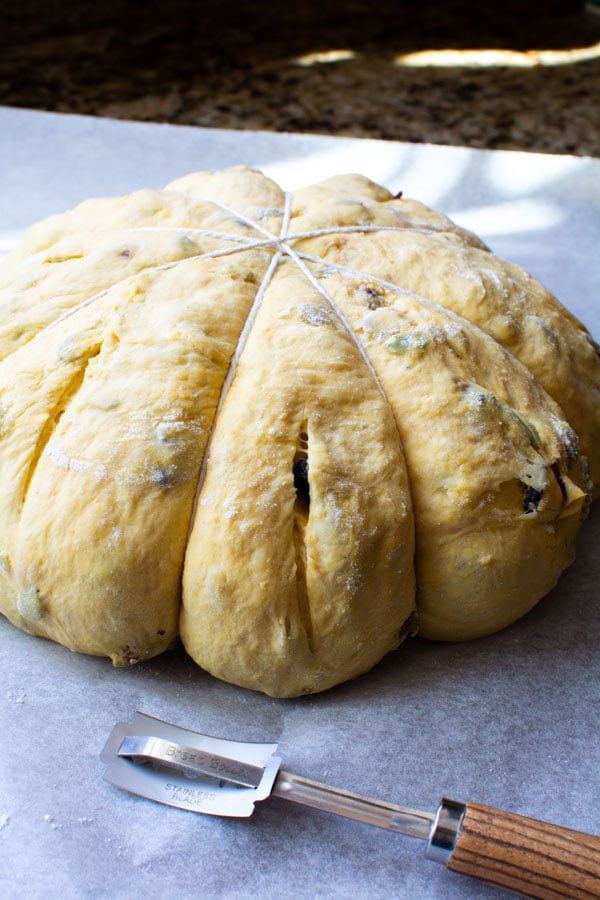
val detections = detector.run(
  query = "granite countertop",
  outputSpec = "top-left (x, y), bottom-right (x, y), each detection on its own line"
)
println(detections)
top-left (1, 0), bottom-right (599, 156)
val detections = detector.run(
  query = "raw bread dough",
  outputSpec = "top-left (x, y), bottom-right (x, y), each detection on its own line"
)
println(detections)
top-left (0, 167), bottom-right (596, 696)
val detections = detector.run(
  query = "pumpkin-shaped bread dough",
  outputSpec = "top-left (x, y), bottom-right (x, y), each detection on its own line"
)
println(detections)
top-left (0, 167), bottom-right (597, 697)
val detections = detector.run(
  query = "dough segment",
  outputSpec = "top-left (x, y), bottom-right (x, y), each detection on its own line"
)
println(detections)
top-left (0, 250), bottom-right (272, 663)
top-left (181, 261), bottom-right (416, 697)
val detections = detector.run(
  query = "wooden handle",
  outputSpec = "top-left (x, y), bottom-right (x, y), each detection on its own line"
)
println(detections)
top-left (447, 801), bottom-right (600, 899)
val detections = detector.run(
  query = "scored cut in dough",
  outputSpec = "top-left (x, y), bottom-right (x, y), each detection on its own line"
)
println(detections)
top-left (0, 167), bottom-right (597, 697)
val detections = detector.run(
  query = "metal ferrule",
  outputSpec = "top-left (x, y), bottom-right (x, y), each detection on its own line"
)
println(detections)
top-left (425, 798), bottom-right (466, 864)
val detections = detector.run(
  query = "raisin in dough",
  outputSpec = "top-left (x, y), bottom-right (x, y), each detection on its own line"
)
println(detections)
top-left (0, 167), bottom-right (596, 696)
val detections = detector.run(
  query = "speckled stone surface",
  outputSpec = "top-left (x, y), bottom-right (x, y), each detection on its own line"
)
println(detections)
top-left (1, 0), bottom-right (599, 156)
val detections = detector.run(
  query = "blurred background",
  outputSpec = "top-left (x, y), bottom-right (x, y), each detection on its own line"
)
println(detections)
top-left (0, 0), bottom-right (599, 156)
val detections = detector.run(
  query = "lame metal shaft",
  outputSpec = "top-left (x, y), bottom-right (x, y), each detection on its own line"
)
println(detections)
top-left (273, 769), bottom-right (434, 840)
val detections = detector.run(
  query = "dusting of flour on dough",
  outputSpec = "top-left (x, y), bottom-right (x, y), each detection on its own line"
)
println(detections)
top-left (223, 499), bottom-right (239, 520)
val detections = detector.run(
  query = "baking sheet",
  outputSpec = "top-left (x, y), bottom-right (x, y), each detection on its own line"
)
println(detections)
top-left (0, 107), bottom-right (598, 899)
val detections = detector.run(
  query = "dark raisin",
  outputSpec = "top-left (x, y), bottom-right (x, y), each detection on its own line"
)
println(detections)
top-left (364, 285), bottom-right (383, 309)
top-left (293, 458), bottom-right (310, 506)
top-left (522, 484), bottom-right (543, 513)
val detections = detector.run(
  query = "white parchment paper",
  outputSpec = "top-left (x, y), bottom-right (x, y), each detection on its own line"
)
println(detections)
top-left (0, 107), bottom-right (598, 899)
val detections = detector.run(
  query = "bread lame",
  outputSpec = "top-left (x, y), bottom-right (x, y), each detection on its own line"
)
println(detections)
top-left (101, 712), bottom-right (600, 898)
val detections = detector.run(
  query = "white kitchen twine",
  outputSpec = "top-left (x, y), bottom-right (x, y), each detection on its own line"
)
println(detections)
top-left (180, 190), bottom-right (423, 526)
top-left (43, 190), bottom-right (482, 454)
top-left (46, 194), bottom-right (451, 338)
top-left (194, 192), bottom-right (293, 497)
